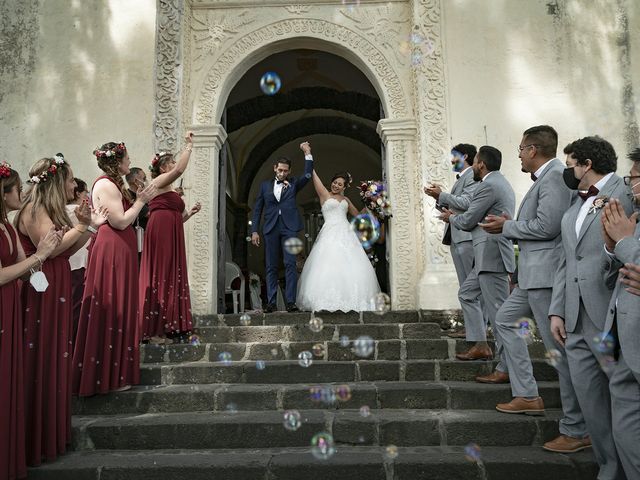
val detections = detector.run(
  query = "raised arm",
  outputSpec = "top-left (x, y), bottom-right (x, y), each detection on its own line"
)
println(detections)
top-left (152, 132), bottom-right (193, 189)
top-left (93, 178), bottom-right (156, 231)
top-left (312, 170), bottom-right (330, 204)
top-left (293, 141), bottom-right (314, 191)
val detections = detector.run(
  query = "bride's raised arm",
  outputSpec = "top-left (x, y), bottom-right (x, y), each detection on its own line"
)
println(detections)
top-left (312, 170), bottom-right (330, 204)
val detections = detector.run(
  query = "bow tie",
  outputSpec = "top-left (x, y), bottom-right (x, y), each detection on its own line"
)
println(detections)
top-left (530, 173), bottom-right (538, 182)
top-left (276, 179), bottom-right (285, 184)
top-left (578, 185), bottom-right (599, 201)
top-left (455, 173), bottom-right (460, 180)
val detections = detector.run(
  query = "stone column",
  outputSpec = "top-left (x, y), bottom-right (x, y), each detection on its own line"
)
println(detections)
top-left (377, 118), bottom-right (420, 310)
top-left (185, 124), bottom-right (227, 315)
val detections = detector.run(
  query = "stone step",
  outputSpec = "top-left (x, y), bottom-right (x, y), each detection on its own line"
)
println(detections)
top-left (139, 359), bottom-right (558, 385)
top-left (71, 409), bottom-right (564, 451)
top-left (26, 446), bottom-right (597, 480)
top-left (72, 381), bottom-right (562, 415)
top-left (141, 338), bottom-right (548, 364)
top-left (189, 322), bottom-right (443, 344)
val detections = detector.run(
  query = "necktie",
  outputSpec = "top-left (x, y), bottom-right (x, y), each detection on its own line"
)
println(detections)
top-left (578, 185), bottom-right (599, 201)
top-left (530, 173), bottom-right (537, 182)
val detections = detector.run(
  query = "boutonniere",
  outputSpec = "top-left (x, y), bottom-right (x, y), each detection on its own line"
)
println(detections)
top-left (588, 196), bottom-right (609, 215)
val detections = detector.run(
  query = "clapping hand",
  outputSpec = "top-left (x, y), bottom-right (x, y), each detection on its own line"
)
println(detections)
top-left (75, 200), bottom-right (92, 226)
top-left (423, 183), bottom-right (442, 200)
top-left (439, 207), bottom-right (454, 223)
top-left (138, 183), bottom-right (158, 204)
top-left (601, 198), bottom-right (638, 243)
top-left (90, 205), bottom-right (109, 229)
top-left (35, 226), bottom-right (63, 258)
top-left (479, 213), bottom-right (511, 234)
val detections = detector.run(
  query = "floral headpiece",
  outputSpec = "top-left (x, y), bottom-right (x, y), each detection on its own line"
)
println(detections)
top-left (150, 151), bottom-right (170, 171)
top-left (94, 142), bottom-right (126, 159)
top-left (0, 161), bottom-right (11, 179)
top-left (28, 155), bottom-right (66, 184)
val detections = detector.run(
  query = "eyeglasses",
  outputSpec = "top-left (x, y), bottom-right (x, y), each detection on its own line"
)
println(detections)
top-left (517, 144), bottom-right (538, 153)
top-left (623, 175), bottom-right (640, 185)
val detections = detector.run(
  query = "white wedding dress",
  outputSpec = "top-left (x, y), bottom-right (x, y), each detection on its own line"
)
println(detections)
top-left (297, 198), bottom-right (381, 312)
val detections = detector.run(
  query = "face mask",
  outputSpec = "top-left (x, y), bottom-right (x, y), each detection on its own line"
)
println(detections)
top-left (563, 167), bottom-right (583, 190)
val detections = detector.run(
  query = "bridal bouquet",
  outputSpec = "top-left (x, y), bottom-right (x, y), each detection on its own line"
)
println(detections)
top-left (359, 180), bottom-right (392, 220)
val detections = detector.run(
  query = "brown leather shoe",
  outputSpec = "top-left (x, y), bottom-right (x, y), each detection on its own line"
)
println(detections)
top-left (496, 396), bottom-right (544, 415)
top-left (456, 344), bottom-right (493, 361)
top-left (543, 434), bottom-right (592, 453)
top-left (476, 370), bottom-right (510, 384)
top-left (447, 329), bottom-right (467, 339)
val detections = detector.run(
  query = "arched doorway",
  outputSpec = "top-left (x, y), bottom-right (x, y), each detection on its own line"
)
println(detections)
top-left (218, 49), bottom-right (387, 312)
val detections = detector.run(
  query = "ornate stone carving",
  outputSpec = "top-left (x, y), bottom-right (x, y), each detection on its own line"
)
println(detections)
top-left (285, 4), bottom-right (311, 15)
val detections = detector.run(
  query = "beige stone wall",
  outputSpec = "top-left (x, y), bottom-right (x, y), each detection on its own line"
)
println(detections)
top-left (0, 0), bottom-right (157, 184)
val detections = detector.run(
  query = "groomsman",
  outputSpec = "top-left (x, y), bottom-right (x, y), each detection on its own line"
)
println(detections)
top-left (424, 144), bottom-right (482, 339)
top-left (479, 126), bottom-right (588, 452)
top-left (549, 136), bottom-right (632, 480)
top-left (441, 146), bottom-right (515, 370)
top-left (601, 147), bottom-right (640, 479)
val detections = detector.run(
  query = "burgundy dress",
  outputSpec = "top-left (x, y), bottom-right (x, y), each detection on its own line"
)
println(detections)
top-left (18, 229), bottom-right (72, 466)
top-left (139, 191), bottom-right (193, 339)
top-left (0, 224), bottom-right (27, 479)
top-left (72, 176), bottom-right (140, 396)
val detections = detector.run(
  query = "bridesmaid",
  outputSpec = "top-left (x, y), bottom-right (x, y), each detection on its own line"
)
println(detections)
top-left (139, 132), bottom-right (200, 344)
top-left (73, 142), bottom-right (156, 396)
top-left (1, 163), bottom-right (61, 480)
top-left (15, 155), bottom-right (105, 466)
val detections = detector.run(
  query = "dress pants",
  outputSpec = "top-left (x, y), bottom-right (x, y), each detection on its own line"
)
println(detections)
top-left (495, 287), bottom-right (586, 437)
top-left (451, 241), bottom-right (485, 331)
top-left (610, 350), bottom-right (640, 479)
top-left (264, 217), bottom-right (298, 305)
top-left (566, 301), bottom-right (626, 480)
top-left (458, 268), bottom-right (509, 372)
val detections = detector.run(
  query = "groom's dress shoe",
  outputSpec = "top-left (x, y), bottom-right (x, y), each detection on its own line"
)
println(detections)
top-left (542, 434), bottom-right (591, 453)
top-left (496, 396), bottom-right (544, 415)
top-left (455, 345), bottom-right (493, 361)
top-left (286, 303), bottom-right (299, 312)
top-left (265, 303), bottom-right (277, 313)
top-left (475, 370), bottom-right (510, 384)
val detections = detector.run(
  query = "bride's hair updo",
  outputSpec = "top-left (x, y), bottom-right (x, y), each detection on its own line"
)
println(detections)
top-left (331, 171), bottom-right (352, 189)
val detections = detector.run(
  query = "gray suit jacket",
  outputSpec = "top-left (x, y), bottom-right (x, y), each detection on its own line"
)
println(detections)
top-left (603, 222), bottom-right (640, 373)
top-left (450, 171), bottom-right (516, 274)
top-left (549, 174), bottom-right (634, 332)
top-left (502, 159), bottom-right (572, 290)
top-left (439, 168), bottom-right (478, 244)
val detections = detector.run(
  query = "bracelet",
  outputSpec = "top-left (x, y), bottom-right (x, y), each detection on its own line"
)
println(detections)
top-left (75, 225), bottom-right (88, 233)
top-left (33, 253), bottom-right (44, 268)
top-left (87, 225), bottom-right (97, 234)
top-left (185, 144), bottom-right (193, 152)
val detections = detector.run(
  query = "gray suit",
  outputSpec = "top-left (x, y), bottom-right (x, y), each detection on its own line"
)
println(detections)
top-left (439, 169), bottom-right (484, 328)
top-left (603, 222), bottom-right (640, 479)
top-left (451, 171), bottom-right (515, 361)
top-left (494, 159), bottom-right (586, 438)
top-left (550, 173), bottom-right (632, 480)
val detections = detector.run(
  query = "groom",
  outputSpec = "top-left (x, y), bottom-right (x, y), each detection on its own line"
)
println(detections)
top-left (251, 142), bottom-right (314, 313)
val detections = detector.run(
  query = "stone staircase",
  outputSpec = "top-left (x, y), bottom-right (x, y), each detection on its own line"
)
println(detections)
top-left (30, 310), bottom-right (597, 479)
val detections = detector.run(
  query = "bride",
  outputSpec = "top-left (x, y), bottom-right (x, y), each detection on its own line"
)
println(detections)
top-left (297, 168), bottom-right (381, 312)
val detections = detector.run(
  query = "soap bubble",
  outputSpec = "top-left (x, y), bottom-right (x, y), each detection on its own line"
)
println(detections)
top-left (464, 443), bottom-right (482, 462)
top-left (516, 318), bottom-right (535, 343)
top-left (283, 410), bottom-right (302, 431)
top-left (311, 432), bottom-right (336, 460)
top-left (339, 335), bottom-right (350, 347)
top-left (384, 445), bottom-right (399, 460)
top-left (217, 351), bottom-right (232, 365)
top-left (309, 386), bottom-right (336, 404)
top-left (309, 317), bottom-right (324, 333)
top-left (545, 348), bottom-right (562, 367)
top-left (188, 334), bottom-right (200, 346)
top-left (256, 360), bottom-right (266, 370)
top-left (284, 237), bottom-right (304, 255)
top-left (373, 292), bottom-right (391, 314)
top-left (239, 313), bottom-right (251, 326)
top-left (350, 213), bottom-right (380, 248)
top-left (298, 350), bottom-right (313, 368)
top-left (225, 402), bottom-right (238, 413)
top-left (335, 384), bottom-right (352, 402)
top-left (312, 343), bottom-right (325, 357)
top-left (359, 405), bottom-right (371, 417)
top-left (593, 332), bottom-right (616, 355)
top-left (260, 71), bottom-right (281, 95)
top-left (353, 335), bottom-right (375, 358)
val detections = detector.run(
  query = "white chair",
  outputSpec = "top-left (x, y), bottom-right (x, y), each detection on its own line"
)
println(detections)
top-left (225, 262), bottom-right (245, 313)
top-left (248, 272), bottom-right (263, 311)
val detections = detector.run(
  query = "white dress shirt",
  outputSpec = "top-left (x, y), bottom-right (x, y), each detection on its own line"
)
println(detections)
top-left (273, 179), bottom-right (284, 202)
top-left (575, 172), bottom-right (614, 237)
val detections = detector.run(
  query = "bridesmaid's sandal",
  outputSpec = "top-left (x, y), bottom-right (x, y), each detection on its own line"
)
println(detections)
top-left (149, 336), bottom-right (165, 345)
top-left (114, 385), bottom-right (131, 392)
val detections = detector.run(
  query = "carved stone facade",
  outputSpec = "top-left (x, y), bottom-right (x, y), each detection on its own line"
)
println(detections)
top-left (154, 0), bottom-right (458, 313)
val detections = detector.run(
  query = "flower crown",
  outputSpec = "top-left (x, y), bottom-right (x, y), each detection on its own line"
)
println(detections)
top-left (94, 142), bottom-right (126, 159)
top-left (28, 155), bottom-right (66, 184)
top-left (150, 151), bottom-right (170, 171)
top-left (0, 161), bottom-right (11, 179)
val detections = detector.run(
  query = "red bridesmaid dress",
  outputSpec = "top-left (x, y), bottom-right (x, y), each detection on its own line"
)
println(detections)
top-left (139, 191), bottom-right (193, 339)
top-left (0, 223), bottom-right (27, 479)
top-left (18, 230), bottom-right (72, 466)
top-left (72, 176), bottom-right (140, 396)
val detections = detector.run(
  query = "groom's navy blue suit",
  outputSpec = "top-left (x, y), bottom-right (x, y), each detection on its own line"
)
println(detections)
top-left (251, 158), bottom-right (313, 305)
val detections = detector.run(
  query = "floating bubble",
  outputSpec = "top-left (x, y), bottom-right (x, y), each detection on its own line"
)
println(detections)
top-left (283, 410), bottom-right (302, 431)
top-left (335, 384), bottom-right (352, 402)
top-left (217, 351), bottom-right (232, 365)
top-left (309, 386), bottom-right (336, 404)
top-left (350, 213), bottom-right (380, 248)
top-left (188, 334), bottom-right (201, 346)
top-left (309, 317), bottom-right (324, 333)
top-left (353, 335), bottom-right (375, 358)
top-left (256, 360), bottom-right (266, 370)
top-left (59, 297), bottom-right (66, 303)
top-left (339, 335), bottom-right (350, 347)
top-left (599, 354), bottom-right (617, 372)
top-left (260, 71), bottom-right (281, 95)
top-left (311, 432), bottom-right (336, 460)
top-left (464, 443), bottom-right (481, 462)
top-left (545, 349), bottom-right (562, 367)
top-left (384, 445), bottom-right (399, 460)
top-left (373, 292), bottom-right (391, 315)
top-left (593, 332), bottom-right (616, 355)
top-left (239, 313), bottom-right (251, 326)
top-left (516, 318), bottom-right (535, 343)
top-left (298, 350), bottom-right (313, 367)
top-left (312, 343), bottom-right (325, 357)
top-left (359, 405), bottom-right (371, 417)
top-left (284, 237), bottom-right (304, 255)
top-left (225, 402), bottom-right (238, 413)
top-left (309, 386), bottom-right (323, 402)
top-left (245, 236), bottom-right (251, 242)
top-left (270, 348), bottom-right (279, 357)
